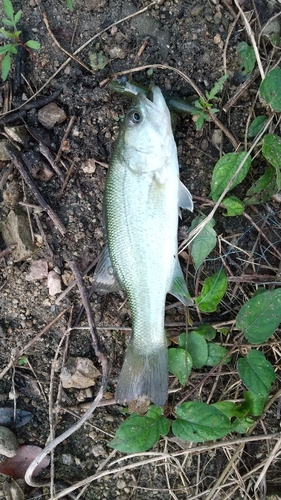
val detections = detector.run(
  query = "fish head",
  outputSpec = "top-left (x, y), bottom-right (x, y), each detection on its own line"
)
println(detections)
top-left (119, 87), bottom-right (176, 174)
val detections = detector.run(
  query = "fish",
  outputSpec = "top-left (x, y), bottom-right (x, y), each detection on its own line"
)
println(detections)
top-left (93, 87), bottom-right (193, 407)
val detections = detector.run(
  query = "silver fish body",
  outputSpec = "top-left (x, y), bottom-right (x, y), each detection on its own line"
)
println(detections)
top-left (93, 87), bottom-right (193, 406)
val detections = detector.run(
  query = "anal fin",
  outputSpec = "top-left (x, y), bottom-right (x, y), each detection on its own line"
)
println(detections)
top-left (179, 180), bottom-right (193, 212)
top-left (169, 258), bottom-right (193, 306)
top-left (93, 244), bottom-right (122, 293)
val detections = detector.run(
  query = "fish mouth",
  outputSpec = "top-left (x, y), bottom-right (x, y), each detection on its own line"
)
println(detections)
top-left (138, 87), bottom-right (169, 115)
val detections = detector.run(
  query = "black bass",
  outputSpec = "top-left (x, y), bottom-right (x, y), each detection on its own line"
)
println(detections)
top-left (93, 87), bottom-right (193, 407)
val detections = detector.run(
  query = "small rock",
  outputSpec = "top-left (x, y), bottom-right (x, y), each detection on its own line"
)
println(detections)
top-left (201, 138), bottom-right (209, 151)
top-left (109, 47), bottom-right (126, 59)
top-left (190, 6), bottom-right (203, 16)
top-left (211, 129), bottom-right (223, 148)
top-left (47, 270), bottom-right (62, 296)
top-left (26, 260), bottom-right (48, 281)
top-left (117, 479), bottom-right (126, 489)
top-left (213, 33), bottom-right (221, 45)
top-left (3, 181), bottom-right (20, 208)
top-left (0, 426), bottom-right (18, 457)
top-left (0, 140), bottom-right (17, 161)
top-left (4, 125), bottom-right (28, 146)
top-left (60, 357), bottom-right (101, 389)
top-left (38, 103), bottom-right (67, 130)
top-left (272, 192), bottom-right (281, 203)
top-left (76, 388), bottom-right (93, 402)
top-left (61, 453), bottom-right (74, 465)
top-left (0, 209), bottom-right (35, 262)
top-left (91, 444), bottom-right (106, 457)
top-left (81, 158), bottom-right (96, 174)
top-left (61, 271), bottom-right (73, 287)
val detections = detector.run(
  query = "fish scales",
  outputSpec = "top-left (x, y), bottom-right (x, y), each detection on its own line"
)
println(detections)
top-left (93, 87), bottom-right (193, 406)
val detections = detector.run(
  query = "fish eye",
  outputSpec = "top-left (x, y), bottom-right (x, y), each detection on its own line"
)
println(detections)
top-left (126, 109), bottom-right (143, 126)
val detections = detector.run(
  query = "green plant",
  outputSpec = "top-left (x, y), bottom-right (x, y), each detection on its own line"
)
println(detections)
top-left (209, 67), bottom-right (281, 213)
top-left (66, 0), bottom-right (73, 11)
top-left (191, 74), bottom-right (229, 130)
top-left (110, 289), bottom-right (279, 453)
top-left (0, 0), bottom-right (40, 80)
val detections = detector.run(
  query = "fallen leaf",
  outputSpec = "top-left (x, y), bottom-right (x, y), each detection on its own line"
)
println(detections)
top-left (0, 445), bottom-right (50, 479)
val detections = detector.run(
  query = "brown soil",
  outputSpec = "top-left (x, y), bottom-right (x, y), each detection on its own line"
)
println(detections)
top-left (0, 0), bottom-right (281, 499)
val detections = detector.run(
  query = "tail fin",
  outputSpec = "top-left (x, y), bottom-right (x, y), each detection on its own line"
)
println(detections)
top-left (115, 341), bottom-right (168, 407)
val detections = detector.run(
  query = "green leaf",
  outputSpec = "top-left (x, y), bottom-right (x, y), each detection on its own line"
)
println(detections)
top-left (3, 0), bottom-right (14, 21)
top-left (237, 350), bottom-right (276, 397)
top-left (2, 18), bottom-right (14, 26)
top-left (259, 67), bottom-right (281, 112)
top-left (25, 40), bottom-right (40, 50)
top-left (206, 343), bottom-right (231, 366)
top-left (190, 216), bottom-right (217, 269)
top-left (231, 416), bottom-right (254, 434)
top-left (247, 115), bottom-right (267, 138)
top-left (0, 45), bottom-right (9, 54)
top-left (195, 113), bottom-right (208, 130)
top-left (236, 288), bottom-right (281, 343)
top-left (1, 51), bottom-right (11, 81)
top-left (210, 152), bottom-right (252, 202)
top-left (205, 74), bottom-right (229, 100)
top-left (195, 324), bottom-right (216, 340)
top-left (221, 196), bottom-right (244, 216)
top-left (236, 41), bottom-right (256, 76)
top-left (89, 50), bottom-right (108, 71)
top-left (244, 165), bottom-right (277, 205)
top-left (10, 44), bottom-right (17, 54)
top-left (109, 406), bottom-right (170, 453)
top-left (212, 401), bottom-right (247, 418)
top-left (179, 332), bottom-right (208, 369)
top-left (262, 134), bottom-right (281, 190)
top-left (0, 28), bottom-right (14, 38)
top-left (173, 402), bottom-right (233, 442)
top-left (14, 9), bottom-right (22, 24)
top-left (66, 0), bottom-right (74, 11)
top-left (240, 391), bottom-right (268, 416)
top-left (212, 401), bottom-right (254, 433)
top-left (195, 269), bottom-right (227, 313)
top-left (168, 348), bottom-right (192, 385)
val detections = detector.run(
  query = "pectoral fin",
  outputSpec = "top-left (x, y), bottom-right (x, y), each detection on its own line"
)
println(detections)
top-left (179, 180), bottom-right (193, 212)
top-left (169, 258), bottom-right (193, 306)
top-left (93, 244), bottom-right (122, 293)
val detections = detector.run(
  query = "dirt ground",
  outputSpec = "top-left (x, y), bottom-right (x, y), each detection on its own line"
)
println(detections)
top-left (0, 0), bottom-right (281, 499)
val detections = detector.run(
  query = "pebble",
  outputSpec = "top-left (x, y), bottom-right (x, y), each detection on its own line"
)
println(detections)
top-left (61, 453), bottom-right (74, 465)
top-left (25, 259), bottom-right (48, 281)
top-left (38, 103), bottom-right (67, 130)
top-left (211, 129), bottom-right (223, 148)
top-left (91, 444), bottom-right (106, 457)
top-left (190, 6), bottom-right (203, 16)
top-left (47, 270), bottom-right (62, 296)
top-left (82, 158), bottom-right (96, 174)
top-left (60, 357), bottom-right (100, 389)
top-left (109, 46), bottom-right (126, 60)
top-left (0, 426), bottom-right (18, 457)
top-left (117, 479), bottom-right (126, 489)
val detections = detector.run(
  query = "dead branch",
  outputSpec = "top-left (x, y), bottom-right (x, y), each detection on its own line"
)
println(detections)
top-left (6, 149), bottom-right (67, 236)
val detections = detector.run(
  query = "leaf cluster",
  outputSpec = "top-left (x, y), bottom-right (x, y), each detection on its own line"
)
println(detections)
top-left (192, 74), bottom-right (229, 130)
top-left (0, 0), bottom-right (40, 80)
top-left (111, 288), bottom-right (280, 453)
